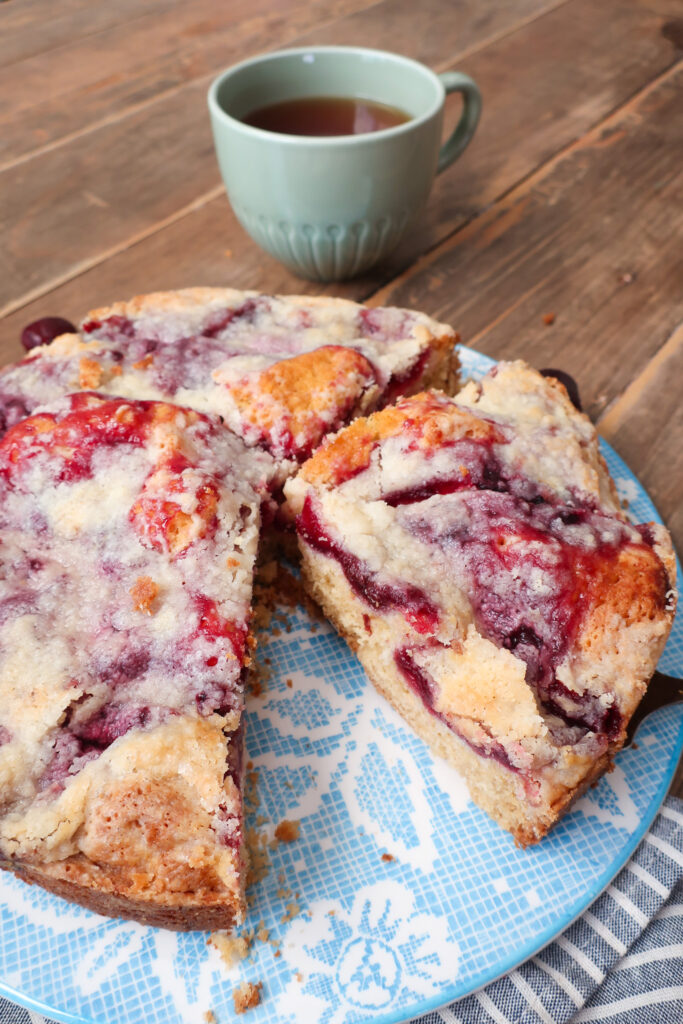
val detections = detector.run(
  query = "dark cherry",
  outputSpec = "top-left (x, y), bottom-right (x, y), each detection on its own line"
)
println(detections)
top-left (0, 396), bottom-right (31, 436)
top-left (540, 368), bottom-right (582, 412)
top-left (20, 317), bottom-right (76, 352)
top-left (74, 703), bottom-right (153, 746)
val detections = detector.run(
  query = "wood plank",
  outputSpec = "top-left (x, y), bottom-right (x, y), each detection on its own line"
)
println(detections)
top-left (0, 0), bottom-right (372, 167)
top-left (371, 63), bottom-right (683, 422)
top-left (598, 323), bottom-right (683, 551)
top-left (1, 0), bottom-right (680, 353)
top-left (597, 325), bottom-right (683, 801)
top-left (0, 0), bottom-right (176, 67)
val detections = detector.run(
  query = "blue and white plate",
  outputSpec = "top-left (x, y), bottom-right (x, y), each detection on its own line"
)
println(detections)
top-left (1, 346), bottom-right (681, 1024)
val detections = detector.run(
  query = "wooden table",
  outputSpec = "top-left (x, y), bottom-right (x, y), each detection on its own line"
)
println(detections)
top-left (1, 0), bottom-right (682, 795)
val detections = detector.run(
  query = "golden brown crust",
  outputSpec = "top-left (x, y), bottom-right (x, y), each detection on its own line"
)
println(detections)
top-left (1, 773), bottom-right (245, 931)
top-left (580, 542), bottom-right (671, 639)
top-left (1, 858), bottom-right (241, 931)
top-left (228, 346), bottom-right (376, 443)
top-left (300, 391), bottom-right (495, 488)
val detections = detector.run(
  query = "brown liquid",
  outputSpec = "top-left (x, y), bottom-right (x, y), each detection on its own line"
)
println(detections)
top-left (243, 96), bottom-right (411, 137)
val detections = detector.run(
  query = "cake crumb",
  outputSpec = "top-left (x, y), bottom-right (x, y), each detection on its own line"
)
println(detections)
top-left (246, 827), bottom-right (270, 889)
top-left (286, 678), bottom-right (293, 688)
top-left (295, 971), bottom-right (304, 983)
top-left (209, 932), bottom-right (250, 969)
top-left (274, 819), bottom-right (300, 843)
top-left (130, 575), bottom-right (158, 614)
top-left (232, 981), bottom-right (263, 1014)
top-left (281, 901), bottom-right (301, 923)
top-left (381, 853), bottom-right (395, 863)
top-left (204, 1011), bottom-right (217, 1024)
top-left (257, 925), bottom-right (270, 943)
top-left (542, 312), bottom-right (556, 326)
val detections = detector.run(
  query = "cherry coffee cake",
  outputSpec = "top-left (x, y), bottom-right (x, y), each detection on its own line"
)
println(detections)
top-left (0, 392), bottom-right (276, 929)
top-left (0, 288), bottom-right (458, 467)
top-left (285, 361), bottom-right (677, 845)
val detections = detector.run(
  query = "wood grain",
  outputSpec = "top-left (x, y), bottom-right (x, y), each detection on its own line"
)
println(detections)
top-left (0, 0), bottom-right (568, 317)
top-left (597, 324), bottom-right (683, 800)
top-left (598, 323), bottom-right (683, 553)
top-left (2, 0), bottom-right (681, 353)
top-left (372, 62), bottom-right (683, 422)
top-left (0, 0), bottom-right (176, 67)
top-left (0, 0), bottom-right (371, 167)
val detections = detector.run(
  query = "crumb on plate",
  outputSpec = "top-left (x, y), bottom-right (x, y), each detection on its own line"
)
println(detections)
top-left (274, 819), bottom-right (300, 843)
top-left (232, 980), bottom-right (263, 1014)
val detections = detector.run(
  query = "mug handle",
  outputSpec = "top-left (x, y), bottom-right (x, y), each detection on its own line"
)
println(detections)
top-left (436, 72), bottom-right (482, 174)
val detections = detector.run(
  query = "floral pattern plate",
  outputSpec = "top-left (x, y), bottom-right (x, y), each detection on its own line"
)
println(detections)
top-left (0, 346), bottom-right (681, 1024)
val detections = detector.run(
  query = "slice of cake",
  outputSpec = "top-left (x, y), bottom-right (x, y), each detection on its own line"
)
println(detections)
top-left (285, 362), bottom-right (677, 845)
top-left (0, 289), bottom-right (458, 465)
top-left (0, 393), bottom-right (275, 929)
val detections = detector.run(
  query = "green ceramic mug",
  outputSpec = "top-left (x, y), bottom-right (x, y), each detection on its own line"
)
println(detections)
top-left (207, 46), bottom-right (481, 281)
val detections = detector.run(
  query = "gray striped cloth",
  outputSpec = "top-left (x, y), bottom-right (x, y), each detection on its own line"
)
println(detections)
top-left (2, 796), bottom-right (682, 1024)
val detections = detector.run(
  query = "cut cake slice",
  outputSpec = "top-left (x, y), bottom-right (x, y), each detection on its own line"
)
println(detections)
top-left (285, 362), bottom-right (677, 845)
top-left (0, 393), bottom-right (275, 929)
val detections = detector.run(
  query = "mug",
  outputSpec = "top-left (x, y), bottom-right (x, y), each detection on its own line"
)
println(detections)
top-left (207, 46), bottom-right (481, 281)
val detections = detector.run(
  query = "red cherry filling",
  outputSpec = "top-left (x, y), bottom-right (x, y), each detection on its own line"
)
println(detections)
top-left (201, 298), bottom-right (260, 337)
top-left (297, 496), bottom-right (439, 635)
top-left (20, 317), bottom-right (77, 352)
top-left (73, 703), bottom-right (159, 746)
top-left (396, 488), bottom-right (641, 739)
top-left (193, 593), bottom-right (248, 663)
top-left (38, 732), bottom-right (101, 792)
top-left (381, 349), bottom-right (430, 405)
top-left (82, 314), bottom-right (135, 338)
top-left (0, 395), bottom-right (153, 484)
top-left (382, 438), bottom-right (510, 506)
top-left (357, 307), bottom-right (411, 341)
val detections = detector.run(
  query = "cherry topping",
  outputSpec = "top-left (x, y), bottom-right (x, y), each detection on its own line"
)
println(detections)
top-left (20, 317), bottom-right (76, 352)
top-left (540, 368), bottom-right (582, 412)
